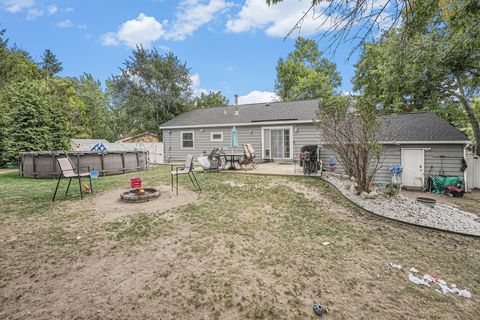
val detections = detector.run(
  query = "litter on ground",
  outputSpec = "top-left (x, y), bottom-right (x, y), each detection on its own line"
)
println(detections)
top-left (389, 262), bottom-right (402, 270)
top-left (389, 263), bottom-right (472, 299)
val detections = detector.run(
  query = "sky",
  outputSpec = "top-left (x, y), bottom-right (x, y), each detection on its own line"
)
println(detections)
top-left (0, 0), bottom-right (362, 104)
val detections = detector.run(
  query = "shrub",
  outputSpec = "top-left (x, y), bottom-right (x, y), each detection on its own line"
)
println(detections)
top-left (384, 183), bottom-right (400, 196)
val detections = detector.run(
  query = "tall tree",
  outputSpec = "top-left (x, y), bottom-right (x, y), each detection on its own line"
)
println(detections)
top-left (2, 81), bottom-right (69, 165)
top-left (0, 28), bottom-right (43, 165)
top-left (354, 1), bottom-right (480, 154)
top-left (275, 37), bottom-right (341, 101)
top-left (39, 49), bottom-right (63, 79)
top-left (193, 91), bottom-right (229, 108)
top-left (265, 1), bottom-right (430, 54)
top-left (74, 73), bottom-right (115, 140)
top-left (0, 29), bottom-right (41, 91)
top-left (108, 46), bottom-right (193, 137)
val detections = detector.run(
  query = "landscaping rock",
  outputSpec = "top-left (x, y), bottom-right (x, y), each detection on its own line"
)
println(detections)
top-left (369, 191), bottom-right (379, 199)
top-left (360, 191), bottom-right (370, 199)
top-left (350, 176), bottom-right (356, 182)
top-left (323, 175), bottom-right (480, 236)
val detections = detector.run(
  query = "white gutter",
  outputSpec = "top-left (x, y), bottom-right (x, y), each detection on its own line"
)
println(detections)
top-left (159, 119), bottom-right (314, 129)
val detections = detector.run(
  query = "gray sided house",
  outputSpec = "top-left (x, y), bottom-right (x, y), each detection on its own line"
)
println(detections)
top-left (160, 99), bottom-right (470, 187)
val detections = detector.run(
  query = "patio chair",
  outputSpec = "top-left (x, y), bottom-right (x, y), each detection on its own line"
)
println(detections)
top-left (52, 157), bottom-right (93, 201)
top-left (171, 154), bottom-right (201, 196)
top-left (239, 144), bottom-right (261, 170)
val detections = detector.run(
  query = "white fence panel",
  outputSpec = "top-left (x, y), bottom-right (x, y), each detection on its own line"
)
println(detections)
top-left (74, 141), bottom-right (164, 164)
top-left (466, 154), bottom-right (480, 189)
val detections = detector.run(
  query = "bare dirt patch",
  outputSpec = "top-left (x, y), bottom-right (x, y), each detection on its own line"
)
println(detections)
top-left (1, 171), bottom-right (479, 320)
top-left (89, 185), bottom-right (198, 221)
top-left (402, 189), bottom-right (480, 217)
top-left (223, 180), bottom-right (248, 188)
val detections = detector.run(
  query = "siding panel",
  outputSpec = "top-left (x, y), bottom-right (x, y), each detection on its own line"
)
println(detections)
top-left (163, 127), bottom-right (465, 186)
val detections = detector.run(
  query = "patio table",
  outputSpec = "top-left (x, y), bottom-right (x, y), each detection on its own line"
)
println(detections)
top-left (223, 154), bottom-right (243, 170)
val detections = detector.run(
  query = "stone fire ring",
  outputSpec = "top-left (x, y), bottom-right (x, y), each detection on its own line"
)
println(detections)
top-left (120, 188), bottom-right (161, 203)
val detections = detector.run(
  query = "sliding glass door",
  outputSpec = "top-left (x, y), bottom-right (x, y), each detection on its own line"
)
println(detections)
top-left (263, 127), bottom-right (292, 159)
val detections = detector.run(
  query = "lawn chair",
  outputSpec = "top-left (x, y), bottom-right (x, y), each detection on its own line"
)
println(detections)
top-left (238, 144), bottom-right (261, 170)
top-left (52, 157), bottom-right (93, 201)
top-left (171, 154), bottom-right (201, 196)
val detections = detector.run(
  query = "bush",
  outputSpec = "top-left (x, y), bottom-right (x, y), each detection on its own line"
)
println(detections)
top-left (384, 183), bottom-right (400, 196)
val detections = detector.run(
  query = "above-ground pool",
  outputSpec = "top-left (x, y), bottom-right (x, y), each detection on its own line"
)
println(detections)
top-left (20, 151), bottom-right (148, 178)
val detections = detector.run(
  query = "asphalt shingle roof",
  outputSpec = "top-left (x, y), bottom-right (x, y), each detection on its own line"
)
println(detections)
top-left (160, 99), bottom-right (468, 142)
top-left (159, 99), bottom-right (320, 127)
top-left (378, 112), bottom-right (469, 142)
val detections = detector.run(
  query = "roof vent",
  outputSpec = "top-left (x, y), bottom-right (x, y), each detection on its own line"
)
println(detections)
top-left (265, 103), bottom-right (270, 106)
top-left (224, 109), bottom-right (227, 116)
top-left (234, 106), bottom-right (239, 116)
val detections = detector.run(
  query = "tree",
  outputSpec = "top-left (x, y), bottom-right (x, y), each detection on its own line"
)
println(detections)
top-left (39, 49), bottom-right (63, 78)
top-left (275, 37), bottom-right (341, 101)
top-left (1, 81), bottom-right (69, 165)
top-left (74, 73), bottom-right (115, 140)
top-left (0, 29), bottom-right (41, 91)
top-left (265, 0), bottom-right (428, 54)
top-left (193, 91), bottom-right (229, 108)
top-left (354, 1), bottom-right (480, 154)
top-left (316, 95), bottom-right (382, 193)
top-left (108, 46), bottom-right (193, 137)
top-left (0, 28), bottom-right (43, 165)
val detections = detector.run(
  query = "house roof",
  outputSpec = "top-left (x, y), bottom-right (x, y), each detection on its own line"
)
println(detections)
top-left (378, 112), bottom-right (469, 143)
top-left (159, 99), bottom-right (320, 128)
top-left (159, 99), bottom-right (469, 143)
top-left (116, 132), bottom-right (158, 143)
top-left (70, 138), bottom-right (109, 145)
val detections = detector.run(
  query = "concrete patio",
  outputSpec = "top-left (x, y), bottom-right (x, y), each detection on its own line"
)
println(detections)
top-left (221, 162), bottom-right (319, 176)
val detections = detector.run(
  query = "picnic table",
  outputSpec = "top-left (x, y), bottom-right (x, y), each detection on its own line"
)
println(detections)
top-left (223, 154), bottom-right (243, 170)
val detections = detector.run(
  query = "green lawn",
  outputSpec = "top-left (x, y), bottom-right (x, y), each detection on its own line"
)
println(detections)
top-left (0, 166), bottom-right (479, 319)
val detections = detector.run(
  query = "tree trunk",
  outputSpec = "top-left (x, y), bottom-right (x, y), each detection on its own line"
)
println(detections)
top-left (455, 74), bottom-right (480, 156)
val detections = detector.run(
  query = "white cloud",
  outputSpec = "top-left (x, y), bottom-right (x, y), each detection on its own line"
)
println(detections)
top-left (56, 19), bottom-right (74, 28)
top-left (166, 0), bottom-right (233, 40)
top-left (101, 1), bottom-right (233, 47)
top-left (238, 90), bottom-right (278, 104)
top-left (0, 0), bottom-right (35, 13)
top-left (100, 13), bottom-right (166, 48)
top-left (26, 7), bottom-right (43, 20)
top-left (190, 72), bottom-right (210, 96)
top-left (47, 4), bottom-right (57, 15)
top-left (226, 0), bottom-right (334, 38)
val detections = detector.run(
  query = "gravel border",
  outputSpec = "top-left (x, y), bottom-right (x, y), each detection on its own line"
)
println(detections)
top-left (322, 174), bottom-right (480, 237)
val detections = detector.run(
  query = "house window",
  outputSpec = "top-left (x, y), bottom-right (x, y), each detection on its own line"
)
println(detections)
top-left (181, 131), bottom-right (194, 149)
top-left (210, 132), bottom-right (223, 142)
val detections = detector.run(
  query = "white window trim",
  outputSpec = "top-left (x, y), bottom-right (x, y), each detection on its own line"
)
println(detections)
top-left (210, 132), bottom-right (224, 142)
top-left (261, 126), bottom-right (294, 160)
top-left (181, 131), bottom-right (194, 149)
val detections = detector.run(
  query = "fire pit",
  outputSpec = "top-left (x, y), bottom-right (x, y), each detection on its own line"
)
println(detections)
top-left (120, 188), bottom-right (160, 203)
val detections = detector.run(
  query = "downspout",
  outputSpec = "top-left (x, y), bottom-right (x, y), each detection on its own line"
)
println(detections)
top-left (464, 145), bottom-right (468, 192)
